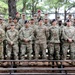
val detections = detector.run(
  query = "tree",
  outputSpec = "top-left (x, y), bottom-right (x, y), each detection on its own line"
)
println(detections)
top-left (8, 0), bottom-right (17, 18)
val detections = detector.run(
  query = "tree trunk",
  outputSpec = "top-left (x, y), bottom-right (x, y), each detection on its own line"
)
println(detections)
top-left (55, 8), bottom-right (58, 20)
top-left (32, 0), bottom-right (35, 17)
top-left (64, 10), bottom-right (67, 21)
top-left (22, 0), bottom-right (26, 12)
top-left (8, 0), bottom-right (17, 19)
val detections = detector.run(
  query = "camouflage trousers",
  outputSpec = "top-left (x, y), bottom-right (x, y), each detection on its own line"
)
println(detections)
top-left (62, 42), bottom-right (75, 60)
top-left (20, 43), bottom-right (32, 60)
top-left (48, 43), bottom-right (60, 60)
top-left (6, 44), bottom-right (18, 60)
top-left (0, 45), bottom-right (4, 59)
top-left (35, 43), bottom-right (47, 59)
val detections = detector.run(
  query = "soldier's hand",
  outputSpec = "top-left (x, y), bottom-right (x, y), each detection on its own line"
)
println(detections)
top-left (10, 41), bottom-right (14, 45)
top-left (68, 39), bottom-right (72, 42)
top-left (24, 38), bottom-right (28, 42)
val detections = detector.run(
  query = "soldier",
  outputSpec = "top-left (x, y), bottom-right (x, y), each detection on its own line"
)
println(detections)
top-left (18, 12), bottom-right (26, 27)
top-left (34, 19), bottom-right (48, 59)
top-left (29, 18), bottom-right (38, 58)
top-left (6, 17), bottom-right (13, 30)
top-left (48, 19), bottom-right (61, 60)
top-left (0, 16), bottom-right (6, 31)
top-left (13, 17), bottom-right (21, 30)
top-left (37, 10), bottom-right (43, 20)
top-left (6, 23), bottom-right (19, 60)
top-left (15, 12), bottom-right (21, 21)
top-left (33, 14), bottom-right (38, 25)
top-left (72, 18), bottom-right (75, 27)
top-left (62, 20), bottom-right (75, 60)
top-left (67, 13), bottom-right (73, 23)
top-left (19, 20), bottom-right (33, 60)
top-left (44, 18), bottom-right (51, 28)
top-left (0, 28), bottom-right (5, 60)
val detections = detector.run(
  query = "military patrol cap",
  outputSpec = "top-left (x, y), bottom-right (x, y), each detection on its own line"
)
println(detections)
top-left (68, 13), bottom-right (72, 16)
top-left (30, 17), bottom-right (34, 20)
top-left (44, 17), bottom-right (48, 20)
top-left (22, 12), bottom-right (25, 15)
top-left (51, 19), bottom-right (56, 23)
top-left (44, 12), bottom-right (48, 15)
top-left (8, 16), bottom-right (12, 20)
top-left (24, 20), bottom-right (29, 24)
top-left (13, 17), bottom-right (17, 20)
top-left (57, 15), bottom-right (60, 18)
top-left (10, 22), bottom-right (15, 26)
top-left (34, 14), bottom-right (37, 17)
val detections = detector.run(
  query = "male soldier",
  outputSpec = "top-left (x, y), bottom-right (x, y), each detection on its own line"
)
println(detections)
top-left (33, 14), bottom-right (38, 25)
top-left (13, 17), bottom-right (21, 30)
top-left (19, 20), bottom-right (33, 60)
top-left (29, 17), bottom-right (37, 58)
top-left (34, 19), bottom-right (48, 59)
top-left (48, 19), bottom-right (61, 60)
top-left (62, 20), bottom-right (75, 61)
top-left (0, 16), bottom-right (6, 31)
top-left (19, 12), bottom-right (26, 27)
top-left (6, 17), bottom-right (13, 30)
top-left (0, 28), bottom-right (5, 60)
top-left (72, 17), bottom-right (75, 27)
top-left (37, 10), bottom-right (43, 20)
top-left (67, 13), bottom-right (73, 23)
top-left (15, 12), bottom-right (20, 21)
top-left (44, 18), bottom-right (51, 28)
top-left (6, 23), bottom-right (19, 60)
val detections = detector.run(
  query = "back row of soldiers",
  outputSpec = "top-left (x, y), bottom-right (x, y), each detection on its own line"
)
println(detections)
top-left (0, 12), bottom-right (75, 62)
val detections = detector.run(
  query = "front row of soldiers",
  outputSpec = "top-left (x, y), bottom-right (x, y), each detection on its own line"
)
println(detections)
top-left (0, 18), bottom-right (75, 62)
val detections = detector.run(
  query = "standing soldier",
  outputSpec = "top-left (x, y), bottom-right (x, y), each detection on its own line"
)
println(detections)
top-left (44, 18), bottom-right (51, 28)
top-left (6, 23), bottom-right (19, 60)
top-left (19, 20), bottom-right (33, 60)
top-left (6, 17), bottom-right (13, 30)
top-left (13, 17), bottom-right (21, 30)
top-left (62, 20), bottom-right (75, 61)
top-left (48, 19), bottom-right (61, 60)
top-left (34, 19), bottom-right (48, 59)
top-left (33, 14), bottom-right (38, 25)
top-left (0, 28), bottom-right (5, 60)
top-left (72, 17), bottom-right (75, 27)
top-left (0, 16), bottom-right (6, 31)
top-left (29, 18), bottom-right (37, 58)
top-left (19, 12), bottom-right (26, 27)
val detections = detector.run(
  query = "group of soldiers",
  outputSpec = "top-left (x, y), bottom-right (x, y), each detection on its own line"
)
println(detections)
top-left (0, 12), bottom-right (75, 65)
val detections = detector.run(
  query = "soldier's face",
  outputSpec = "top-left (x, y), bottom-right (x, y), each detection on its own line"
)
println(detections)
top-left (44, 19), bottom-right (48, 23)
top-left (52, 21), bottom-right (57, 25)
top-left (9, 19), bottom-right (12, 22)
top-left (39, 20), bottom-right (43, 25)
top-left (30, 20), bottom-right (34, 24)
top-left (22, 15), bottom-right (25, 19)
top-left (67, 22), bottom-right (71, 26)
top-left (25, 23), bottom-right (29, 28)
top-left (13, 19), bottom-right (17, 23)
top-left (11, 25), bottom-right (15, 29)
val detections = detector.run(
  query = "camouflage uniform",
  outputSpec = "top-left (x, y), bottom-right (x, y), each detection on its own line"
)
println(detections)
top-left (0, 28), bottom-right (5, 59)
top-left (18, 13), bottom-right (26, 27)
top-left (48, 25), bottom-right (61, 60)
top-left (6, 24), bottom-right (19, 60)
top-left (62, 25), bottom-right (75, 60)
top-left (19, 26), bottom-right (33, 60)
top-left (14, 22), bottom-right (21, 31)
top-left (34, 24), bottom-right (48, 59)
